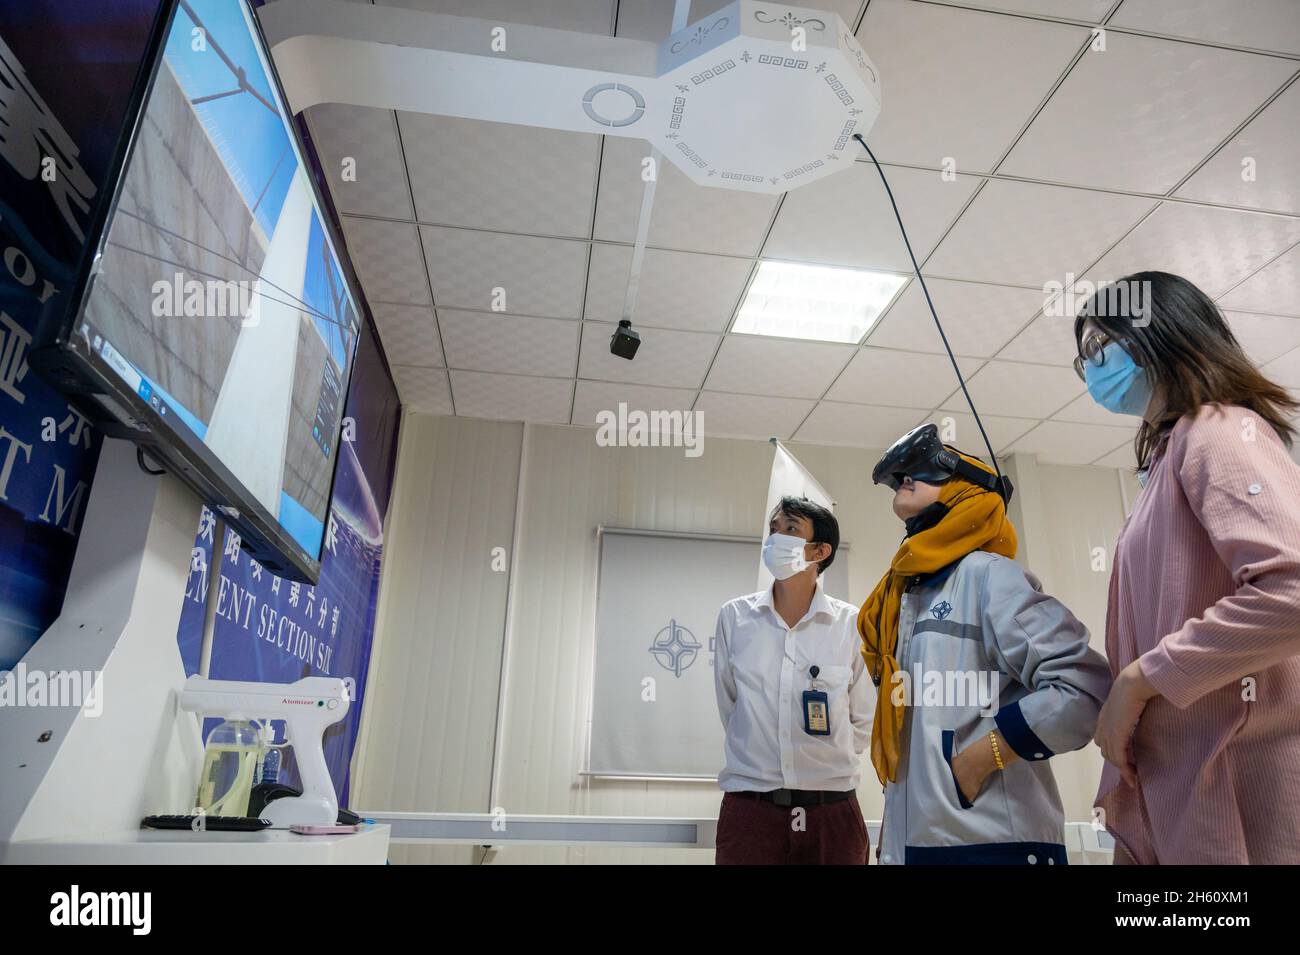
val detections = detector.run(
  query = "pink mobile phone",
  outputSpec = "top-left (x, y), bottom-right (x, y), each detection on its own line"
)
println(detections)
top-left (290, 823), bottom-right (362, 835)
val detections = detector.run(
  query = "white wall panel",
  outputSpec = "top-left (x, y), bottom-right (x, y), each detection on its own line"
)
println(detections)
top-left (360, 414), bottom-right (1140, 863)
top-left (354, 413), bottom-right (522, 865)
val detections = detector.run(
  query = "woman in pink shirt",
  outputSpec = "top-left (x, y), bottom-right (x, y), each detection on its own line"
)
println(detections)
top-left (1075, 271), bottom-right (1300, 864)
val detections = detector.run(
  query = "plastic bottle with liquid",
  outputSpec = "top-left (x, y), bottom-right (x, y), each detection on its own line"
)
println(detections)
top-left (258, 722), bottom-right (281, 785)
top-left (195, 719), bottom-right (261, 817)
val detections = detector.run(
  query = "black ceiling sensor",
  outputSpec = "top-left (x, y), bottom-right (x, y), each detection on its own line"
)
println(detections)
top-left (610, 319), bottom-right (641, 360)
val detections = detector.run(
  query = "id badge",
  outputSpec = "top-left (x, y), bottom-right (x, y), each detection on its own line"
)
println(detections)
top-left (802, 689), bottom-right (830, 735)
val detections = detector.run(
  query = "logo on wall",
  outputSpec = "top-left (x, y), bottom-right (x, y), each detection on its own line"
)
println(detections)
top-left (0, 35), bottom-right (98, 241)
top-left (648, 618), bottom-right (701, 678)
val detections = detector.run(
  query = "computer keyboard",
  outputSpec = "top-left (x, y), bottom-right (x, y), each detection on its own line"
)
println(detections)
top-left (142, 814), bottom-right (272, 832)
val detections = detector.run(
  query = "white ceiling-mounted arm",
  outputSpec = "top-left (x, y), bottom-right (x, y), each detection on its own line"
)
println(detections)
top-left (257, 0), bottom-right (881, 195)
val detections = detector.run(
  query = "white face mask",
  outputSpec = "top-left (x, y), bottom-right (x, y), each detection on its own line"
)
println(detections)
top-left (763, 532), bottom-right (814, 581)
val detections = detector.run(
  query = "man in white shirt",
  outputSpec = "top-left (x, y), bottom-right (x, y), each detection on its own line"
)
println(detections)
top-left (713, 496), bottom-right (874, 864)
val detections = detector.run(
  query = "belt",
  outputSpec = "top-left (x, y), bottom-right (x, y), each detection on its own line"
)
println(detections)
top-left (736, 789), bottom-right (854, 808)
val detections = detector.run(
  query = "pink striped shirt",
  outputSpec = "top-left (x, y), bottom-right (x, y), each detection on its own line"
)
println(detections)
top-left (1096, 403), bottom-right (1300, 864)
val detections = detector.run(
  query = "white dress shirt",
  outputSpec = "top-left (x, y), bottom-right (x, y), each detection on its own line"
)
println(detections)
top-left (714, 577), bottom-right (874, 792)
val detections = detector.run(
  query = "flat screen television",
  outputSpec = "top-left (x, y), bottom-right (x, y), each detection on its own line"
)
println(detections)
top-left (31, 0), bottom-right (363, 583)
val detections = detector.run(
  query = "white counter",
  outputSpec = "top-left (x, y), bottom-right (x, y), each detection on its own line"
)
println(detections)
top-left (3, 823), bottom-right (390, 865)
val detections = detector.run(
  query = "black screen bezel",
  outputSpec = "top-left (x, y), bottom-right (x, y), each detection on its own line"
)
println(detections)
top-left (29, 0), bottom-right (364, 583)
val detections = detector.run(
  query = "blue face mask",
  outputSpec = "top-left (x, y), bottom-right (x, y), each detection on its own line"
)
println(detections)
top-left (1084, 341), bottom-right (1153, 417)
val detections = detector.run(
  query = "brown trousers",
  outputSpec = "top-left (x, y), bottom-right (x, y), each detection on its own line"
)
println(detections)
top-left (715, 791), bottom-right (870, 865)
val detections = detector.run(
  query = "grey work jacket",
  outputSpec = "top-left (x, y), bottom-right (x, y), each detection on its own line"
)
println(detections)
top-left (876, 551), bottom-right (1112, 865)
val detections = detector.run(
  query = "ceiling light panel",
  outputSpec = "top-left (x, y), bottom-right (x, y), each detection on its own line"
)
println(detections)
top-left (733, 261), bottom-right (907, 344)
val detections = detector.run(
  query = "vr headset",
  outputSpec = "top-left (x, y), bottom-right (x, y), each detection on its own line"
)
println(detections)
top-left (872, 424), bottom-right (1015, 504)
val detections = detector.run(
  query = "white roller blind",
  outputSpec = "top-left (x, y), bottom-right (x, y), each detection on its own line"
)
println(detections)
top-left (590, 529), bottom-right (849, 778)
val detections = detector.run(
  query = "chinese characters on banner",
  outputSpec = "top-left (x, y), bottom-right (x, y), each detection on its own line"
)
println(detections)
top-left (0, 1), bottom-right (161, 670)
top-left (176, 324), bottom-right (400, 804)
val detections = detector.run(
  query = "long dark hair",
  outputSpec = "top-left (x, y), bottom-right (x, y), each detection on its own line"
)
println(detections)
top-left (1073, 271), bottom-right (1298, 469)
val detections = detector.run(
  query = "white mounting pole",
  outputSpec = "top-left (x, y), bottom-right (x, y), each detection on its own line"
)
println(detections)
top-left (198, 515), bottom-right (224, 679)
top-left (0, 438), bottom-right (205, 858)
top-left (618, 1), bottom-right (690, 328)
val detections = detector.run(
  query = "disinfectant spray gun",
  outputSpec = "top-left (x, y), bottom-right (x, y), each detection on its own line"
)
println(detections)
top-left (180, 676), bottom-right (350, 828)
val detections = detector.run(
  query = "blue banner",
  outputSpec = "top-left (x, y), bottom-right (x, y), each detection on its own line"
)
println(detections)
top-left (177, 323), bottom-right (401, 805)
top-left (0, 0), bottom-right (161, 670)
top-left (1, 1), bottom-right (404, 810)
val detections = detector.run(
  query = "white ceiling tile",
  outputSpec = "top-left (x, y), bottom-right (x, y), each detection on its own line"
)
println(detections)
top-left (578, 322), bottom-right (719, 388)
top-left (309, 0), bottom-right (1300, 447)
top-left (1109, 0), bottom-right (1300, 55)
top-left (694, 391), bottom-right (815, 441)
top-left (1264, 346), bottom-right (1300, 388)
top-left (940, 360), bottom-right (1085, 418)
top-left (304, 105), bottom-right (413, 220)
top-left (1052, 390), bottom-right (1132, 426)
top-left (398, 114), bottom-right (600, 237)
top-left (1086, 204), bottom-right (1300, 298)
top-left (827, 347), bottom-right (982, 407)
top-left (583, 245), bottom-right (751, 331)
top-left (705, 336), bottom-right (856, 399)
top-left (438, 309), bottom-right (578, 377)
top-left (1218, 245), bottom-right (1300, 317)
top-left (999, 33), bottom-right (1295, 194)
top-left (339, 216), bottom-right (431, 305)
top-left (391, 364), bottom-right (453, 414)
top-left (1092, 441), bottom-right (1141, 469)
top-left (1224, 309), bottom-right (1300, 366)
top-left (379, 0), bottom-right (616, 33)
top-left (593, 137), bottom-right (781, 256)
top-left (823, 0), bottom-right (866, 29)
top-left (764, 163), bottom-right (979, 272)
top-left (1007, 420), bottom-right (1138, 466)
top-left (448, 370), bottom-right (573, 422)
top-left (371, 303), bottom-right (444, 368)
top-left (865, 278), bottom-right (1045, 357)
top-left (571, 380), bottom-right (696, 427)
top-left (1176, 80), bottom-right (1300, 214)
top-left (421, 226), bottom-right (588, 318)
top-left (996, 313), bottom-right (1079, 366)
top-left (616, 0), bottom-right (731, 39)
top-left (792, 402), bottom-right (925, 448)
top-left (856, 0), bottom-right (1089, 172)
top-left (922, 179), bottom-right (1156, 288)
top-left (942, 0), bottom-right (1114, 18)
top-left (927, 411), bottom-right (1040, 455)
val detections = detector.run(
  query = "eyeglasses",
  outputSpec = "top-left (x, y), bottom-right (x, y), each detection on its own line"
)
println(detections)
top-left (1072, 333), bottom-right (1112, 382)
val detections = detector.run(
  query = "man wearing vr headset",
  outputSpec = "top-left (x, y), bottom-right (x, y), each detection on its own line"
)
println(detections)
top-left (859, 424), bottom-right (1110, 864)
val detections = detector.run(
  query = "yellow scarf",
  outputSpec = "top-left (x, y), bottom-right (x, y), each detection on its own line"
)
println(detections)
top-left (857, 452), bottom-right (1018, 786)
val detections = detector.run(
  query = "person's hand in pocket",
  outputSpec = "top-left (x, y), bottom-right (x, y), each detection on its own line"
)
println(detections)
top-left (953, 731), bottom-right (1016, 803)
